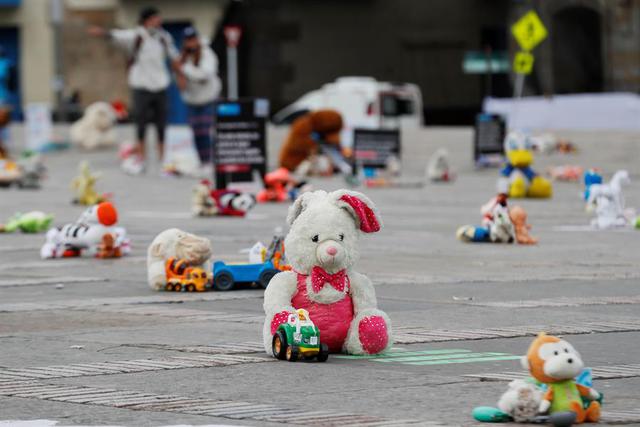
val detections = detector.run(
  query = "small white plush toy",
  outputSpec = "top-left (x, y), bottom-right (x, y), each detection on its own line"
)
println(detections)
top-left (588, 170), bottom-right (631, 229)
top-left (262, 189), bottom-right (392, 355)
top-left (426, 148), bottom-right (454, 182)
top-left (147, 228), bottom-right (212, 290)
top-left (497, 379), bottom-right (543, 422)
top-left (70, 102), bottom-right (118, 150)
top-left (480, 194), bottom-right (515, 243)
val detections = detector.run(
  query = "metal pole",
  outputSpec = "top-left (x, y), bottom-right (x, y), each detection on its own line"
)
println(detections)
top-left (227, 46), bottom-right (238, 100)
top-left (513, 73), bottom-right (525, 99)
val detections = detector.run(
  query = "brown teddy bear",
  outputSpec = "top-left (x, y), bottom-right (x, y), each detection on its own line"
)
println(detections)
top-left (279, 110), bottom-right (343, 172)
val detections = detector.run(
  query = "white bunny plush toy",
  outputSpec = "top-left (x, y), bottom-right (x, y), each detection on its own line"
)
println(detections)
top-left (263, 189), bottom-right (392, 355)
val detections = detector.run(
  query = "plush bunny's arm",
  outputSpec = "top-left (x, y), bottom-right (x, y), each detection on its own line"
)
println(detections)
top-left (263, 271), bottom-right (298, 317)
top-left (349, 271), bottom-right (379, 313)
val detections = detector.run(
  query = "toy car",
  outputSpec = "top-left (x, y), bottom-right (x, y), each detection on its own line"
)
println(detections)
top-left (272, 309), bottom-right (329, 362)
top-left (165, 258), bottom-right (211, 292)
top-left (212, 260), bottom-right (278, 291)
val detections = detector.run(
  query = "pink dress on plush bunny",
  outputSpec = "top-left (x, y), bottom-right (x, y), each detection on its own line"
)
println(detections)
top-left (263, 190), bottom-right (392, 355)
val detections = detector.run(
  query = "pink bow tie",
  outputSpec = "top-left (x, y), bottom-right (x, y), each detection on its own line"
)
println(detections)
top-left (311, 266), bottom-right (348, 293)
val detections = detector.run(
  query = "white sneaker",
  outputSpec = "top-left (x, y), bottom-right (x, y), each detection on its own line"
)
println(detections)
top-left (121, 156), bottom-right (145, 175)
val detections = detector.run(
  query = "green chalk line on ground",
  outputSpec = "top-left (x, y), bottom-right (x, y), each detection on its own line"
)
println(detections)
top-left (335, 349), bottom-right (471, 359)
top-left (400, 355), bottom-right (522, 366)
top-left (372, 352), bottom-right (514, 363)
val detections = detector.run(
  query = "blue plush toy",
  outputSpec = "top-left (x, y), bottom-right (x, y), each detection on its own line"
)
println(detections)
top-left (583, 169), bottom-right (603, 201)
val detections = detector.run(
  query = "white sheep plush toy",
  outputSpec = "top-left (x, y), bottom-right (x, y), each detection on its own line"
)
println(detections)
top-left (147, 228), bottom-right (212, 291)
top-left (262, 189), bottom-right (392, 355)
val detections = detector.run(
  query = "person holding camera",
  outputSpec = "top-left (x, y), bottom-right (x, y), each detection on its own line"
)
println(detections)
top-left (176, 26), bottom-right (221, 176)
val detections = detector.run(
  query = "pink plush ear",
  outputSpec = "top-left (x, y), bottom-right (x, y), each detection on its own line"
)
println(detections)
top-left (338, 192), bottom-right (381, 233)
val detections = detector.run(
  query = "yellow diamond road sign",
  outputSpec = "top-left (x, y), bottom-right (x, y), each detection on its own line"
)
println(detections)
top-left (512, 10), bottom-right (548, 51)
top-left (513, 51), bottom-right (534, 74)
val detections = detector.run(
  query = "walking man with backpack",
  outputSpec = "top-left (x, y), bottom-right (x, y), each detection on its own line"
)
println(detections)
top-left (88, 7), bottom-right (180, 174)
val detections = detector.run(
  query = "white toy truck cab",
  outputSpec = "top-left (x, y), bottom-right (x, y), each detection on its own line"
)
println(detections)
top-left (273, 77), bottom-right (423, 147)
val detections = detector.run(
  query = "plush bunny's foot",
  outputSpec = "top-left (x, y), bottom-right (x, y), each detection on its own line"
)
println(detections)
top-left (263, 308), bottom-right (295, 354)
top-left (344, 310), bottom-right (392, 355)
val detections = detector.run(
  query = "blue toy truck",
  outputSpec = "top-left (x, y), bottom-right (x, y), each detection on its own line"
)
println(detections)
top-left (212, 260), bottom-right (279, 291)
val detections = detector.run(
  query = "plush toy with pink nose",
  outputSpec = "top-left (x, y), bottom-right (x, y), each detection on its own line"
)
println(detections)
top-left (262, 189), bottom-right (392, 355)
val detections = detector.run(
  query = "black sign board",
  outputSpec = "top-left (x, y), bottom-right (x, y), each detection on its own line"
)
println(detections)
top-left (352, 128), bottom-right (401, 173)
top-left (474, 113), bottom-right (505, 162)
top-left (214, 98), bottom-right (269, 189)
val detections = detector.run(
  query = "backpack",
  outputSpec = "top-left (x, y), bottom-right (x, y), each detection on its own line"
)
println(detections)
top-left (127, 30), bottom-right (169, 69)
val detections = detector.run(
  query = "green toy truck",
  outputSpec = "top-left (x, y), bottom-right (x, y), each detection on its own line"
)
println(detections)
top-left (272, 309), bottom-right (329, 362)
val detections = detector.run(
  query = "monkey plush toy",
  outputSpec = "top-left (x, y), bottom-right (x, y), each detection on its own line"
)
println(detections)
top-left (522, 333), bottom-right (601, 423)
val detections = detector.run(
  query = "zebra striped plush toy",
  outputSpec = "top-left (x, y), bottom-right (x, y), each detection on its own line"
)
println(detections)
top-left (40, 202), bottom-right (130, 259)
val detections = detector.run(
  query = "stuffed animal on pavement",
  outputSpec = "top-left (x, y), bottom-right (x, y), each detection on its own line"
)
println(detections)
top-left (211, 189), bottom-right (255, 216)
top-left (96, 233), bottom-right (122, 259)
top-left (500, 131), bottom-right (552, 198)
top-left (587, 170), bottom-right (631, 229)
top-left (426, 148), bottom-right (454, 182)
top-left (522, 333), bottom-right (601, 423)
top-left (0, 211), bottom-right (53, 233)
top-left (192, 180), bottom-right (218, 216)
top-left (497, 379), bottom-right (543, 422)
top-left (263, 189), bottom-right (392, 355)
top-left (191, 180), bottom-right (255, 217)
top-left (41, 202), bottom-right (129, 259)
top-left (71, 161), bottom-right (107, 206)
top-left (147, 228), bottom-right (212, 290)
top-left (457, 193), bottom-right (515, 243)
top-left (16, 151), bottom-right (46, 189)
top-left (279, 110), bottom-right (343, 173)
top-left (509, 206), bottom-right (537, 244)
top-left (70, 102), bottom-right (118, 150)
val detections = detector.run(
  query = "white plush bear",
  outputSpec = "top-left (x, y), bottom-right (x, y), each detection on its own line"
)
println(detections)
top-left (147, 228), bottom-right (212, 290)
top-left (262, 189), bottom-right (392, 355)
top-left (70, 102), bottom-right (118, 150)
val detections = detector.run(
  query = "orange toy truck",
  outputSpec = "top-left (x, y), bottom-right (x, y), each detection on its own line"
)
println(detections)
top-left (164, 257), bottom-right (211, 292)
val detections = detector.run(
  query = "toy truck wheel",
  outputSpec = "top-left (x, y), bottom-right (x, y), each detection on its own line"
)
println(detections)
top-left (172, 283), bottom-right (183, 292)
top-left (272, 330), bottom-right (288, 360)
top-left (258, 269), bottom-right (278, 289)
top-left (317, 343), bottom-right (329, 362)
top-left (286, 345), bottom-right (299, 362)
top-left (185, 283), bottom-right (196, 292)
top-left (164, 283), bottom-right (173, 292)
top-left (213, 272), bottom-right (235, 291)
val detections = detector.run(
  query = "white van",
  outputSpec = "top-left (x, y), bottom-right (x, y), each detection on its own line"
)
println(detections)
top-left (273, 77), bottom-right (423, 146)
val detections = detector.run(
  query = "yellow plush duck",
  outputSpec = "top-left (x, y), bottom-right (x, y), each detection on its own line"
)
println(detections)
top-left (500, 131), bottom-right (552, 198)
